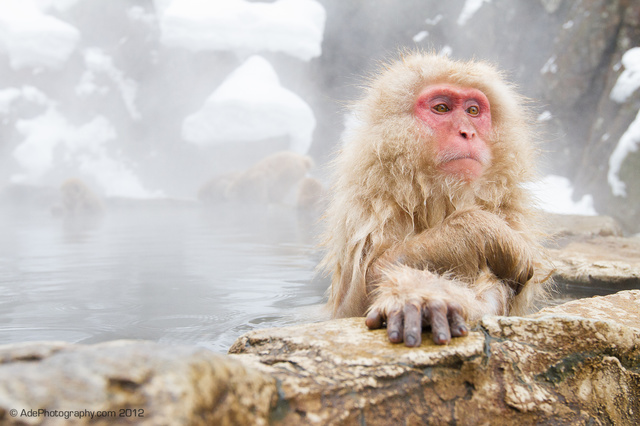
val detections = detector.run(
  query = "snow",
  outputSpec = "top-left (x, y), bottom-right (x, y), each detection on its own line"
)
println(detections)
top-left (0, 86), bottom-right (51, 114)
top-left (0, 88), bottom-right (24, 114)
top-left (76, 48), bottom-right (141, 120)
top-left (34, 0), bottom-right (81, 12)
top-left (425, 15), bottom-right (443, 25)
top-left (610, 47), bottom-right (640, 103)
top-left (537, 111), bottom-right (553, 122)
top-left (0, 0), bottom-right (325, 198)
top-left (79, 152), bottom-right (164, 199)
top-left (413, 31), bottom-right (429, 43)
top-left (153, 0), bottom-right (176, 16)
top-left (159, 0), bottom-right (326, 61)
top-left (607, 108), bottom-right (640, 197)
top-left (457, 0), bottom-right (491, 26)
top-left (182, 55), bottom-right (316, 154)
top-left (0, 0), bottom-right (80, 70)
top-left (608, 48), bottom-right (640, 197)
top-left (127, 6), bottom-right (158, 26)
top-left (541, 55), bottom-right (558, 74)
top-left (526, 175), bottom-right (597, 216)
top-left (439, 46), bottom-right (454, 57)
top-left (11, 106), bottom-right (162, 198)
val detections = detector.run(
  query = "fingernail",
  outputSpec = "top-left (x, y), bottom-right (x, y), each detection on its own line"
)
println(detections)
top-left (406, 335), bottom-right (416, 346)
top-left (438, 333), bottom-right (447, 343)
top-left (389, 332), bottom-right (399, 341)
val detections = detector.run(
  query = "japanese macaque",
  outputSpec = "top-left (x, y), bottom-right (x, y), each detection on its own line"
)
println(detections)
top-left (199, 151), bottom-right (314, 205)
top-left (297, 176), bottom-right (328, 214)
top-left (321, 52), bottom-right (553, 347)
top-left (52, 178), bottom-right (104, 217)
top-left (198, 171), bottom-right (242, 204)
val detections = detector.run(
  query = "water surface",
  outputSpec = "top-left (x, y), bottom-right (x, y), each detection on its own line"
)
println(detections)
top-left (0, 202), bottom-right (626, 353)
top-left (0, 204), bottom-right (327, 352)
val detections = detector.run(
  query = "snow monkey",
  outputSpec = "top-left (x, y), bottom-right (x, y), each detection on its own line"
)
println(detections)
top-left (56, 178), bottom-right (104, 217)
top-left (198, 151), bottom-right (314, 205)
top-left (321, 52), bottom-right (552, 347)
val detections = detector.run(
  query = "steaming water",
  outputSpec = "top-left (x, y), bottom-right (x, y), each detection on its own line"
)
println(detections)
top-left (0, 202), bottom-right (626, 353)
top-left (0, 204), bottom-right (328, 353)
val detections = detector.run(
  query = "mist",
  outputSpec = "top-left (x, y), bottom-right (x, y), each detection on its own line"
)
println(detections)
top-left (0, 0), bottom-right (638, 350)
top-left (1, 0), bottom-right (636, 217)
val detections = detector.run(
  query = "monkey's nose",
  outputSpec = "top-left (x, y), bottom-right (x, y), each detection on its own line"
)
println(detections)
top-left (459, 129), bottom-right (475, 139)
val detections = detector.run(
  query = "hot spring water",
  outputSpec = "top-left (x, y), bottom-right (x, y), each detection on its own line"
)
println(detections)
top-left (0, 204), bottom-right (327, 352)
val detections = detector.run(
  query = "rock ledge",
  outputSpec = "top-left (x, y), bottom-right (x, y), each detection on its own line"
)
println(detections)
top-left (1, 291), bottom-right (639, 425)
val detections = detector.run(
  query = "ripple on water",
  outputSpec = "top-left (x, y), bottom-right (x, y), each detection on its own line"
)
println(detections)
top-left (131, 314), bottom-right (223, 330)
top-left (128, 314), bottom-right (227, 345)
top-left (54, 301), bottom-right (145, 313)
top-left (0, 207), bottom-right (326, 351)
top-left (0, 326), bottom-right (93, 344)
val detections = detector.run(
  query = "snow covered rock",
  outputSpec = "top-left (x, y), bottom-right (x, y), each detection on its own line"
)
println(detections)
top-left (0, 0), bottom-right (79, 70)
top-left (159, 0), bottom-right (326, 61)
top-left (182, 55), bottom-right (316, 154)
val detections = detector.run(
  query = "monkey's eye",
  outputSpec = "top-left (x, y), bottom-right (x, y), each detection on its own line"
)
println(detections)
top-left (433, 104), bottom-right (450, 113)
top-left (467, 106), bottom-right (480, 116)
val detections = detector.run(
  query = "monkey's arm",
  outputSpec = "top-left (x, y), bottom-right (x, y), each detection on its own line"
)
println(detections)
top-left (365, 209), bottom-right (535, 347)
top-left (383, 208), bottom-right (535, 291)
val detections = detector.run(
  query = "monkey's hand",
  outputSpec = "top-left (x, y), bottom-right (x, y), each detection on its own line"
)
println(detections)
top-left (365, 264), bottom-right (473, 347)
top-left (482, 224), bottom-right (535, 295)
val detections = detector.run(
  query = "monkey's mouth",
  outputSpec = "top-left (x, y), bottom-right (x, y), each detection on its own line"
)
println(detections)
top-left (436, 152), bottom-right (486, 166)
top-left (435, 151), bottom-right (490, 180)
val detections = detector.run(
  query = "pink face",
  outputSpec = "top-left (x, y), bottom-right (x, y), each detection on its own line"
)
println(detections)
top-left (414, 84), bottom-right (492, 181)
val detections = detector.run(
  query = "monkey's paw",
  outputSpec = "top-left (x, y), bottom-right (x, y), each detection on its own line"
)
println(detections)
top-left (365, 292), bottom-right (468, 347)
top-left (485, 233), bottom-right (535, 294)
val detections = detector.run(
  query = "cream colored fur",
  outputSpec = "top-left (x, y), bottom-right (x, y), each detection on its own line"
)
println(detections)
top-left (320, 51), bottom-right (553, 320)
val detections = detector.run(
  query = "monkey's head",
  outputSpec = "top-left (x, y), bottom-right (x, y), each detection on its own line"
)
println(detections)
top-left (351, 52), bottom-right (534, 195)
top-left (414, 83), bottom-right (493, 181)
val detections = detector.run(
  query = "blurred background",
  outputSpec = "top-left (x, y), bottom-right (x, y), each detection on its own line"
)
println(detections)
top-left (0, 0), bottom-right (638, 351)
top-left (1, 0), bottom-right (639, 225)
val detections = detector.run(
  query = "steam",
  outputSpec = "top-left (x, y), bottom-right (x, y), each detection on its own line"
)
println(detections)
top-left (0, 0), bottom-right (620, 216)
top-left (78, 48), bottom-right (141, 120)
top-left (0, 0), bottom-right (325, 199)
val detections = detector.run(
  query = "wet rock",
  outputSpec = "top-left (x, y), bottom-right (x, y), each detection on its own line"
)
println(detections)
top-left (544, 213), bottom-right (623, 241)
top-left (231, 292), bottom-right (640, 425)
top-left (542, 213), bottom-right (640, 298)
top-left (0, 340), bottom-right (276, 426)
top-left (550, 235), bottom-right (640, 290)
top-left (534, 289), bottom-right (640, 330)
top-left (1, 292), bottom-right (639, 425)
top-left (538, 0), bottom-right (640, 233)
